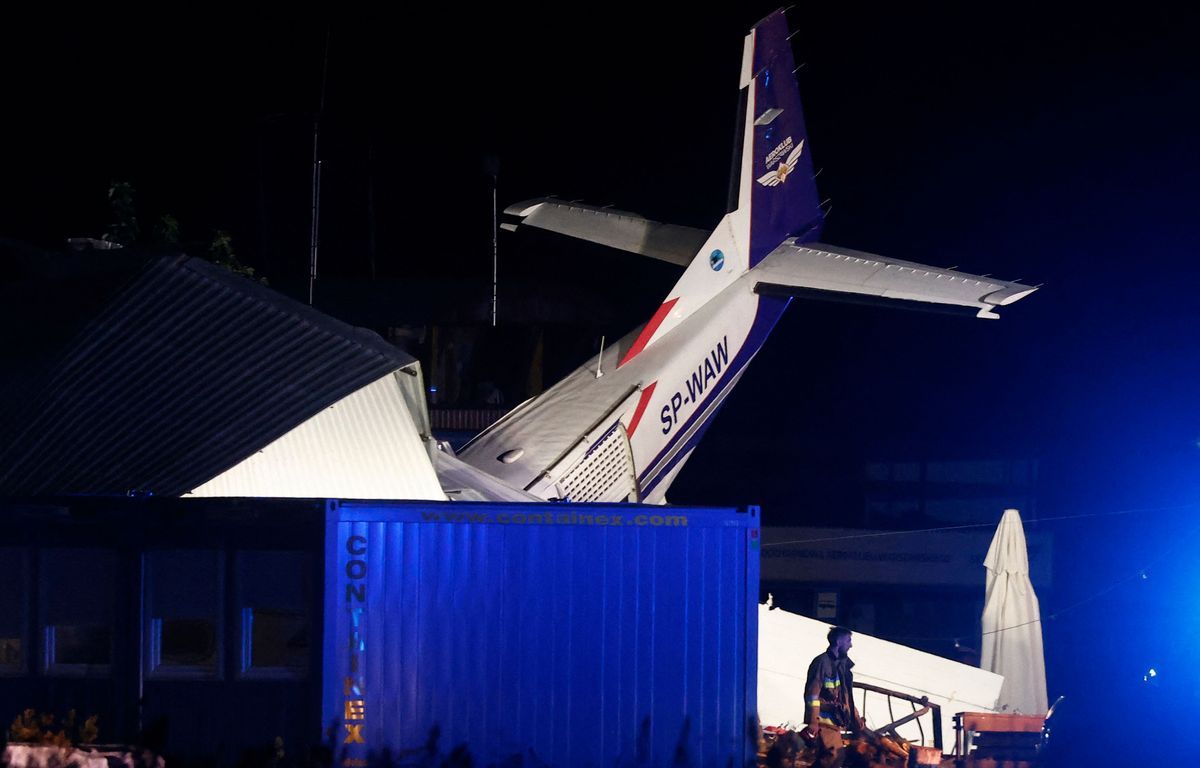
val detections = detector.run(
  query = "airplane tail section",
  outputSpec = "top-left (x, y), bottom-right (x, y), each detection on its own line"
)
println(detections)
top-left (499, 10), bottom-right (824, 357)
top-left (458, 9), bottom-right (1037, 505)
top-left (613, 8), bottom-right (823, 364)
top-left (743, 9), bottom-right (824, 264)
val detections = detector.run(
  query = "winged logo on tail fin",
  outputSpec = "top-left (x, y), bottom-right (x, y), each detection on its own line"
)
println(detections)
top-left (757, 139), bottom-right (805, 187)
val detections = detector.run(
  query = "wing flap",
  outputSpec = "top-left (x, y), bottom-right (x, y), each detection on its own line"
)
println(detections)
top-left (753, 242), bottom-right (1036, 318)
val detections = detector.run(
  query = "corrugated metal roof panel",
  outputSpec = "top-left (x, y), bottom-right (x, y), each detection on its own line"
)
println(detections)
top-left (0, 256), bottom-right (418, 497)
top-left (187, 372), bottom-right (444, 500)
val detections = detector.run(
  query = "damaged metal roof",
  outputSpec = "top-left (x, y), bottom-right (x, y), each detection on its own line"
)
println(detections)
top-left (0, 254), bottom-right (418, 497)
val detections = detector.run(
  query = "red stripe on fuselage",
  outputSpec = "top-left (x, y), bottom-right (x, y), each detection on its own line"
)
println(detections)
top-left (618, 298), bottom-right (678, 368)
top-left (625, 382), bottom-right (658, 438)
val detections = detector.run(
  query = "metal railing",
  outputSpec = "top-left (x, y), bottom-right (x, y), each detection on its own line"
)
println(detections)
top-left (855, 681), bottom-right (943, 750)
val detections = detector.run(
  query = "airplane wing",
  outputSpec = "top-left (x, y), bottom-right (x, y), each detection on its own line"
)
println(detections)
top-left (502, 198), bottom-right (708, 266)
top-left (753, 242), bottom-right (1037, 318)
top-left (433, 446), bottom-right (543, 502)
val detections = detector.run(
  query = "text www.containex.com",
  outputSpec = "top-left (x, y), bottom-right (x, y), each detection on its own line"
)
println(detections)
top-left (419, 510), bottom-right (688, 527)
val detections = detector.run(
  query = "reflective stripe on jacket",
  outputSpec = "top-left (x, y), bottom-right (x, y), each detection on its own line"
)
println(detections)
top-left (804, 650), bottom-right (855, 728)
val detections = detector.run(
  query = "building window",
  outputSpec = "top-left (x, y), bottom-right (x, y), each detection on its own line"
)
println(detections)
top-left (48, 625), bottom-right (111, 666)
top-left (236, 551), bottom-right (310, 679)
top-left (242, 607), bottom-right (309, 671)
top-left (0, 638), bottom-right (19, 669)
top-left (41, 549), bottom-right (115, 676)
top-left (0, 548), bottom-right (28, 675)
top-left (145, 550), bottom-right (222, 679)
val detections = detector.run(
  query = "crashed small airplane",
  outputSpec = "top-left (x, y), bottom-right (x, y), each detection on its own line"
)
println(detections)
top-left (0, 12), bottom-right (1033, 504)
top-left (454, 9), bottom-right (1036, 503)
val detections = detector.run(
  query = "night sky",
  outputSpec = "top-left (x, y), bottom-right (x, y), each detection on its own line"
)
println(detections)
top-left (5, 5), bottom-right (1200, 760)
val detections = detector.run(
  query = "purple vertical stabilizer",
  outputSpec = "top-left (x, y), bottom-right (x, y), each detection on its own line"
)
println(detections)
top-left (748, 9), bottom-right (823, 266)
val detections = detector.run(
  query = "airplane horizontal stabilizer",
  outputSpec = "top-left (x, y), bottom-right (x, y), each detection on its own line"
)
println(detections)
top-left (752, 242), bottom-right (1036, 319)
top-left (503, 198), bottom-right (708, 266)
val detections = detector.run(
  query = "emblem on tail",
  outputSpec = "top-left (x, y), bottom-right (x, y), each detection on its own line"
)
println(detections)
top-left (757, 138), bottom-right (806, 187)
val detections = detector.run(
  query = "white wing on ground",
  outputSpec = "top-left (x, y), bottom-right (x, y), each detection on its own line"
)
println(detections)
top-left (758, 605), bottom-right (1003, 746)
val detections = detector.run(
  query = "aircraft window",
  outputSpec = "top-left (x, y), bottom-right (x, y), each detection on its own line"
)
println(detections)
top-left (41, 548), bottom-right (115, 676)
top-left (145, 550), bottom-right (222, 679)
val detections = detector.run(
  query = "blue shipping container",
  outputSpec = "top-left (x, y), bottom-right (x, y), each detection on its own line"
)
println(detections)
top-left (323, 500), bottom-right (760, 767)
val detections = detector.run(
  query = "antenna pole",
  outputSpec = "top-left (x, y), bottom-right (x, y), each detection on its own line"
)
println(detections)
top-left (308, 29), bottom-right (331, 306)
top-left (486, 154), bottom-right (499, 326)
top-left (491, 181), bottom-right (498, 326)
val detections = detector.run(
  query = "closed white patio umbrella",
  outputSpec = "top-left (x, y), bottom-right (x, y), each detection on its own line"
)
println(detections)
top-left (981, 508), bottom-right (1048, 714)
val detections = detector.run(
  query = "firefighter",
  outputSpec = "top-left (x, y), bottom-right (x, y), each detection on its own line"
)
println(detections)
top-left (802, 626), bottom-right (864, 768)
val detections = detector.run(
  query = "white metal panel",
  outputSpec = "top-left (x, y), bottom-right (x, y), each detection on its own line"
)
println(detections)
top-left (187, 373), bottom-right (445, 500)
top-left (757, 605), bottom-right (1002, 746)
